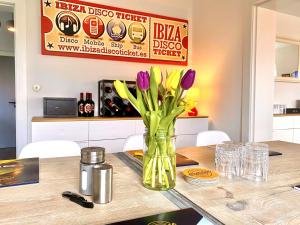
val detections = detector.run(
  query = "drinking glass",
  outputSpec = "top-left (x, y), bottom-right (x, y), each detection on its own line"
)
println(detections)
top-left (241, 143), bottom-right (269, 182)
top-left (215, 143), bottom-right (241, 179)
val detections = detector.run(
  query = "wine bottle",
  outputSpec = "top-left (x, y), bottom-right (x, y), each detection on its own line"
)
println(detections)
top-left (90, 93), bottom-right (95, 117)
top-left (78, 93), bottom-right (85, 117)
top-left (84, 93), bottom-right (94, 117)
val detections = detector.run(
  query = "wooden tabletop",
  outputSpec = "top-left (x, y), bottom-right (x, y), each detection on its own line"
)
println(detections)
top-left (176, 141), bottom-right (300, 225)
top-left (0, 154), bottom-right (178, 225)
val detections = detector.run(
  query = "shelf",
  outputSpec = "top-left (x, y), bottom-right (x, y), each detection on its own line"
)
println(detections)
top-left (275, 77), bottom-right (300, 83)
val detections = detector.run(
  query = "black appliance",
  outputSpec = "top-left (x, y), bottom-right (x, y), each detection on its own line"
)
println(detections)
top-left (98, 80), bottom-right (139, 117)
top-left (286, 108), bottom-right (300, 114)
top-left (43, 97), bottom-right (77, 117)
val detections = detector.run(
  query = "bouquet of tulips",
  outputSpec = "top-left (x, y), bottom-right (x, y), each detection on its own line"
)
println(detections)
top-left (114, 66), bottom-right (199, 190)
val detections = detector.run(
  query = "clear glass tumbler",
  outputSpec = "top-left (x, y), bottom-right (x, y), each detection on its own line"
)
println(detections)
top-left (215, 143), bottom-right (241, 179)
top-left (241, 143), bottom-right (269, 182)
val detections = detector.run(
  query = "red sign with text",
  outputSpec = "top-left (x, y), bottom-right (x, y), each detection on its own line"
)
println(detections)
top-left (41, 0), bottom-right (188, 65)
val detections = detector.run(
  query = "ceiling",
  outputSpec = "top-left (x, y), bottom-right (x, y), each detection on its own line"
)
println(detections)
top-left (259, 0), bottom-right (300, 18)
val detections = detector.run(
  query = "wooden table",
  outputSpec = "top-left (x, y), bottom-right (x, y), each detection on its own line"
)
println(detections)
top-left (176, 141), bottom-right (300, 225)
top-left (0, 154), bottom-right (178, 225)
top-left (1, 141), bottom-right (299, 225)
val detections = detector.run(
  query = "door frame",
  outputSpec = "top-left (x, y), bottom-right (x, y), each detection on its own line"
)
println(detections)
top-left (0, 0), bottom-right (27, 154)
top-left (242, 0), bottom-right (275, 142)
top-left (246, 0), bottom-right (275, 142)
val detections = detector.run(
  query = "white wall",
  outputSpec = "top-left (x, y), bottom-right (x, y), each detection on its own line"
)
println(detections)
top-left (192, 0), bottom-right (253, 142)
top-left (25, 0), bottom-right (194, 141)
top-left (276, 44), bottom-right (298, 76)
top-left (0, 56), bottom-right (15, 148)
top-left (21, 0), bottom-right (259, 146)
top-left (276, 12), bottom-right (300, 40)
top-left (274, 82), bottom-right (300, 107)
top-left (253, 7), bottom-right (276, 141)
top-left (274, 12), bottom-right (300, 108)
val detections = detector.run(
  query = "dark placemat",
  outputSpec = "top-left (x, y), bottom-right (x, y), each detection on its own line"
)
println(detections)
top-left (107, 208), bottom-right (206, 225)
top-left (0, 158), bottom-right (39, 188)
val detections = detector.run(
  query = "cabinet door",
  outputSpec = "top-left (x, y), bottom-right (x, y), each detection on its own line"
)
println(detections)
top-left (176, 135), bottom-right (197, 148)
top-left (175, 118), bottom-right (208, 135)
top-left (273, 117), bottom-right (294, 130)
top-left (32, 122), bottom-right (89, 142)
top-left (293, 117), bottom-right (300, 129)
top-left (272, 129), bottom-right (293, 142)
top-left (135, 120), bottom-right (145, 134)
top-left (89, 139), bottom-right (126, 153)
top-left (89, 120), bottom-right (136, 140)
top-left (75, 141), bottom-right (89, 149)
top-left (292, 129), bottom-right (300, 144)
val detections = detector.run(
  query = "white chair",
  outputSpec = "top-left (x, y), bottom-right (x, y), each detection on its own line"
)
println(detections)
top-left (19, 140), bottom-right (81, 159)
top-left (123, 134), bottom-right (144, 151)
top-left (196, 130), bottom-right (231, 147)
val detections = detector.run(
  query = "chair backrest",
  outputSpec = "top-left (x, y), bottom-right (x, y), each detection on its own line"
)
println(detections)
top-left (19, 140), bottom-right (81, 159)
top-left (123, 134), bottom-right (144, 151)
top-left (196, 130), bottom-right (231, 147)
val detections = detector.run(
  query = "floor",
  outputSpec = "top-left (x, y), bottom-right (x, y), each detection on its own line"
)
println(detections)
top-left (0, 147), bottom-right (16, 160)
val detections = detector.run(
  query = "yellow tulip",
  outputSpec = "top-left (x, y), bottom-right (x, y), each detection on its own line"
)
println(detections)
top-left (184, 99), bottom-right (197, 112)
top-left (152, 66), bottom-right (162, 84)
top-left (182, 88), bottom-right (200, 112)
top-left (166, 70), bottom-right (180, 92)
top-left (184, 87), bottom-right (200, 101)
top-left (114, 80), bottom-right (128, 99)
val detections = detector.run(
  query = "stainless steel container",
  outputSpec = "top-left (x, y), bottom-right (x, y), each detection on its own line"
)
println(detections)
top-left (92, 164), bottom-right (113, 204)
top-left (79, 147), bottom-right (105, 196)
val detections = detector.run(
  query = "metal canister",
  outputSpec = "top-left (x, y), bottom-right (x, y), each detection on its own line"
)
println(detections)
top-left (79, 147), bottom-right (105, 196)
top-left (92, 164), bottom-right (113, 204)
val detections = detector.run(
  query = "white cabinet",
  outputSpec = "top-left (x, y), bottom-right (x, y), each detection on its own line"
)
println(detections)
top-left (32, 117), bottom-right (208, 153)
top-left (273, 117), bottom-right (293, 130)
top-left (32, 121), bottom-right (89, 142)
top-left (292, 129), bottom-right (300, 144)
top-left (272, 129), bottom-right (293, 142)
top-left (175, 118), bottom-right (208, 135)
top-left (293, 117), bottom-right (300, 128)
top-left (89, 120), bottom-right (136, 140)
top-left (75, 141), bottom-right (89, 148)
top-left (273, 116), bottom-right (300, 143)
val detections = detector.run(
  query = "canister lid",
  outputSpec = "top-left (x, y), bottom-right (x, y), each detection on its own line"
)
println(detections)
top-left (81, 147), bottom-right (105, 164)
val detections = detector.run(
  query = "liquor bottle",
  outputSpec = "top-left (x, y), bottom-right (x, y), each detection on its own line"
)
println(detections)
top-left (78, 93), bottom-right (85, 117)
top-left (90, 93), bottom-right (95, 117)
top-left (84, 93), bottom-right (94, 117)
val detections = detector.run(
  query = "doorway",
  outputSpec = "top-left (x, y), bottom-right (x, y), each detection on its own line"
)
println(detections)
top-left (250, 0), bottom-right (300, 142)
top-left (0, 3), bottom-right (15, 159)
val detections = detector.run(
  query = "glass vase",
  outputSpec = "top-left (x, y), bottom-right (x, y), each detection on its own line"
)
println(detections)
top-left (142, 129), bottom-right (176, 191)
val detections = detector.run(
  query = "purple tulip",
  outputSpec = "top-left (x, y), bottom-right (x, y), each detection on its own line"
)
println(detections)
top-left (181, 69), bottom-right (196, 90)
top-left (137, 71), bottom-right (150, 91)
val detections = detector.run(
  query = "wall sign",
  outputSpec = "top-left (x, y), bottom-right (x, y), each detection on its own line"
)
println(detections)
top-left (41, 0), bottom-right (189, 65)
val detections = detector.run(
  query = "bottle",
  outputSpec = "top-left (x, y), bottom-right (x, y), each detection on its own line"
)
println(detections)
top-left (90, 93), bottom-right (95, 117)
top-left (78, 93), bottom-right (85, 117)
top-left (84, 93), bottom-right (92, 117)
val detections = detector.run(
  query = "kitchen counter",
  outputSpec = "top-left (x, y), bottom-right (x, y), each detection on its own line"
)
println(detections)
top-left (32, 115), bottom-right (208, 122)
top-left (274, 113), bottom-right (300, 117)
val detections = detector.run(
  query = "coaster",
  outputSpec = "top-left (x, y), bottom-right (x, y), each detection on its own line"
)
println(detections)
top-left (182, 167), bottom-right (219, 185)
